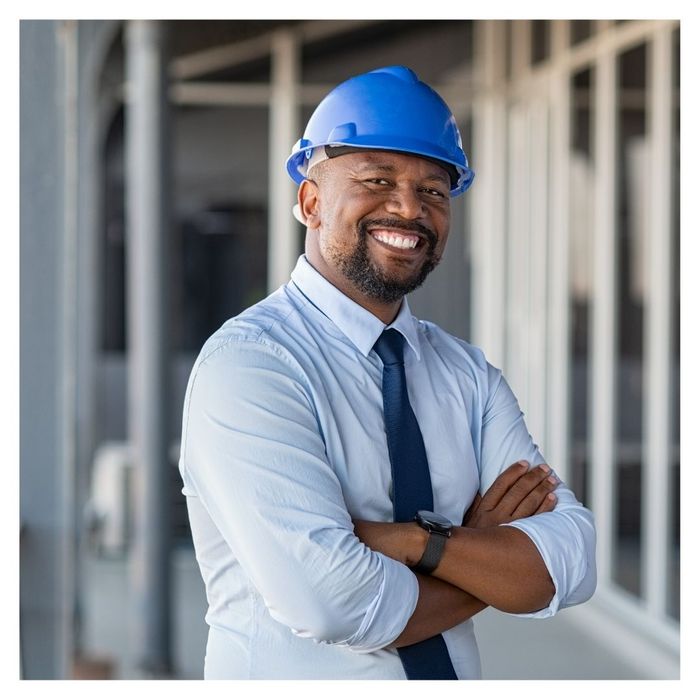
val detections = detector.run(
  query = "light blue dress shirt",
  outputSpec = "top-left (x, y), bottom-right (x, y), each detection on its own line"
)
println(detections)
top-left (179, 254), bottom-right (596, 680)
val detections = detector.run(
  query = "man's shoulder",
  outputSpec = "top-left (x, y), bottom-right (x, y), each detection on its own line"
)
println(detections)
top-left (194, 286), bottom-right (306, 371)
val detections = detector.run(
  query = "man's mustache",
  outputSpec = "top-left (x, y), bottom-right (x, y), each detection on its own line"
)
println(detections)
top-left (359, 218), bottom-right (438, 246)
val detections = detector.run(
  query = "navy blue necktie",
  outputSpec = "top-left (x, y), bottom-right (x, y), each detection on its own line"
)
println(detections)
top-left (373, 329), bottom-right (457, 680)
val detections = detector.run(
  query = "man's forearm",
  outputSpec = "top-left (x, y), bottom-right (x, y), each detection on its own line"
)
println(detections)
top-left (355, 519), bottom-right (554, 614)
top-left (419, 525), bottom-right (554, 614)
top-left (392, 574), bottom-right (487, 648)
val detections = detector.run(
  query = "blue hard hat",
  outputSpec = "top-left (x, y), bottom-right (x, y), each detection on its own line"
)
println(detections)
top-left (286, 66), bottom-right (475, 197)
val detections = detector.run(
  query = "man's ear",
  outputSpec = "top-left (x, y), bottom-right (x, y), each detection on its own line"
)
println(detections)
top-left (298, 179), bottom-right (321, 229)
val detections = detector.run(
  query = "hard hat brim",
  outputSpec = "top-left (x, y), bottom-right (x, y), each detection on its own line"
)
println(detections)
top-left (287, 141), bottom-right (474, 197)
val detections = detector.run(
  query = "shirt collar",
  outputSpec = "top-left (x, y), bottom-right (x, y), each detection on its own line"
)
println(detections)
top-left (289, 255), bottom-right (421, 361)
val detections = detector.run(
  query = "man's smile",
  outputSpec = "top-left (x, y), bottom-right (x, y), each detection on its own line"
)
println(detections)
top-left (362, 218), bottom-right (437, 260)
top-left (368, 228), bottom-right (422, 251)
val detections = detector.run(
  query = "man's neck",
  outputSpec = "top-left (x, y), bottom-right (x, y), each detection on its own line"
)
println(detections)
top-left (304, 254), bottom-right (402, 325)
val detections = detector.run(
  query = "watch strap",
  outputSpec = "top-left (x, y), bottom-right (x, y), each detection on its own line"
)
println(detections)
top-left (414, 530), bottom-right (447, 575)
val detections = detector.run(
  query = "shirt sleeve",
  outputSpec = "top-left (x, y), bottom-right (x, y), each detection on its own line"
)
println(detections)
top-left (479, 363), bottom-right (597, 618)
top-left (180, 336), bottom-right (419, 651)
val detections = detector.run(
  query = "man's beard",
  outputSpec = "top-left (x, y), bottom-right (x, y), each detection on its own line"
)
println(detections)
top-left (331, 218), bottom-right (441, 304)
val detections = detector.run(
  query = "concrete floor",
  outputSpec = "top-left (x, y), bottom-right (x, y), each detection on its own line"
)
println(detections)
top-left (81, 547), bottom-right (646, 680)
top-left (475, 606), bottom-right (642, 680)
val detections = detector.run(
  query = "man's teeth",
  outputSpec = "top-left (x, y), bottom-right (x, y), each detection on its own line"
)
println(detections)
top-left (371, 231), bottom-right (419, 249)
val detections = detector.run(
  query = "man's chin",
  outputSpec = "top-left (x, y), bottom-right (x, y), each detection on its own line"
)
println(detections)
top-left (336, 245), bottom-right (438, 303)
top-left (359, 268), bottom-right (433, 303)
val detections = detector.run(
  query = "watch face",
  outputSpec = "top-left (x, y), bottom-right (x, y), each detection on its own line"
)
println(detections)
top-left (415, 510), bottom-right (452, 533)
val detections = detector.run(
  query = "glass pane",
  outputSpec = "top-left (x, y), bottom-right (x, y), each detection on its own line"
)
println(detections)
top-left (570, 20), bottom-right (592, 46)
top-left (101, 107), bottom-right (126, 353)
top-left (668, 25), bottom-right (680, 621)
top-left (531, 20), bottom-right (550, 64)
top-left (569, 66), bottom-right (595, 507)
top-left (613, 42), bottom-right (648, 599)
top-left (180, 204), bottom-right (268, 352)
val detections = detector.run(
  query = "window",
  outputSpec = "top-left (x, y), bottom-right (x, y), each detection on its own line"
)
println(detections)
top-left (613, 42), bottom-right (648, 599)
top-left (471, 17), bottom-right (680, 669)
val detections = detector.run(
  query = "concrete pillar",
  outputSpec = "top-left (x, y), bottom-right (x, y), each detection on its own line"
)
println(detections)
top-left (125, 19), bottom-right (172, 676)
top-left (19, 18), bottom-right (76, 679)
top-left (267, 29), bottom-right (300, 293)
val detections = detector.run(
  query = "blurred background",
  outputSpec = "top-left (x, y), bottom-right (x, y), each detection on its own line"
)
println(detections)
top-left (19, 18), bottom-right (680, 680)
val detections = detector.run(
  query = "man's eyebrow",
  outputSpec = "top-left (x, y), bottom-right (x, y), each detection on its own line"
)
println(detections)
top-left (423, 173), bottom-right (450, 185)
top-left (355, 162), bottom-right (450, 185)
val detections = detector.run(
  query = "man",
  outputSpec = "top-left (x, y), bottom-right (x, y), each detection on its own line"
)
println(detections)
top-left (179, 66), bottom-right (596, 680)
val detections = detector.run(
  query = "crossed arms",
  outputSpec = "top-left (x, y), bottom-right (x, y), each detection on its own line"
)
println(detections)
top-left (354, 461), bottom-right (560, 647)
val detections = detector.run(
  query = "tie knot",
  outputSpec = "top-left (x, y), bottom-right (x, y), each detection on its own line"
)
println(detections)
top-left (373, 328), bottom-right (406, 366)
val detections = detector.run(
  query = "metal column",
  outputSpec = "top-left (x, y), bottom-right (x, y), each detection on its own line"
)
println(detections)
top-left (590, 44), bottom-right (617, 588)
top-left (546, 21), bottom-right (572, 482)
top-left (125, 19), bottom-right (172, 677)
top-left (505, 103), bottom-right (530, 403)
top-left (642, 26), bottom-right (674, 619)
top-left (19, 18), bottom-right (78, 679)
top-left (527, 93), bottom-right (550, 446)
top-left (470, 20), bottom-right (507, 369)
top-left (267, 29), bottom-right (300, 293)
top-left (60, 19), bottom-right (79, 676)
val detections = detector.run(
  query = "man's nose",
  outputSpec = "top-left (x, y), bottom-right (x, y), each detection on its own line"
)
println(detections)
top-left (384, 186), bottom-right (425, 220)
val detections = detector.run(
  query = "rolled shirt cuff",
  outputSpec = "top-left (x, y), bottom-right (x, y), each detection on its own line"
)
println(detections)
top-left (498, 515), bottom-right (586, 619)
top-left (343, 553), bottom-right (419, 653)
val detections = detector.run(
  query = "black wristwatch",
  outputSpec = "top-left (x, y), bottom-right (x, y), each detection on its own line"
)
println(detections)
top-left (413, 510), bottom-right (453, 575)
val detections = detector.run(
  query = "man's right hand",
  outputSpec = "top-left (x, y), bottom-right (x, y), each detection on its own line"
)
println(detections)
top-left (462, 461), bottom-right (558, 529)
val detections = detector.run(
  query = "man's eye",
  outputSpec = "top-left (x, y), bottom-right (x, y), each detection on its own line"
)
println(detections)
top-left (422, 187), bottom-right (447, 198)
top-left (366, 178), bottom-right (391, 185)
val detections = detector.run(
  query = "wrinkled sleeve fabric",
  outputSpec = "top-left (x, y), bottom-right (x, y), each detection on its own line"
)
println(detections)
top-left (180, 336), bottom-right (419, 652)
top-left (479, 363), bottom-right (597, 618)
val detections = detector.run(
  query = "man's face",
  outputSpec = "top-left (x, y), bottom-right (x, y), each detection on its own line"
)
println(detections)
top-left (302, 150), bottom-right (452, 307)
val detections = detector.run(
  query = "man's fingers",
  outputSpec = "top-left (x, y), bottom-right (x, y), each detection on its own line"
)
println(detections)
top-left (534, 492), bottom-right (557, 515)
top-left (497, 464), bottom-right (554, 515)
top-left (510, 475), bottom-right (559, 520)
top-left (479, 460), bottom-right (530, 509)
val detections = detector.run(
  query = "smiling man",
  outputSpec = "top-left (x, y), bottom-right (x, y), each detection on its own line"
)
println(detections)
top-left (178, 66), bottom-right (596, 680)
